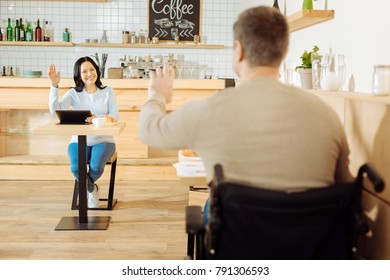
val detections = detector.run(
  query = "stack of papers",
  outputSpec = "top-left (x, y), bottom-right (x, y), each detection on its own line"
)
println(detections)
top-left (173, 161), bottom-right (206, 177)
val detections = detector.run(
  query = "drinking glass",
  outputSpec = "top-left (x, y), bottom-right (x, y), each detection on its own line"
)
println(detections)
top-left (313, 53), bottom-right (345, 91)
top-left (199, 64), bottom-right (208, 79)
top-left (190, 65), bottom-right (195, 79)
top-left (176, 63), bottom-right (184, 79)
top-left (283, 60), bottom-right (296, 86)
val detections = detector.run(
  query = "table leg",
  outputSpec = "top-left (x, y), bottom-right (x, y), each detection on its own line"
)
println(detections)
top-left (78, 135), bottom-right (88, 223)
top-left (55, 135), bottom-right (111, 230)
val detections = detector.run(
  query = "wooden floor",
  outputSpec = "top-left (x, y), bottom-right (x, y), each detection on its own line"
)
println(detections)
top-left (0, 179), bottom-right (190, 260)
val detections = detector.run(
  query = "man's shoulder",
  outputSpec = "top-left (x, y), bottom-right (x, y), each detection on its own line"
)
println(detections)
top-left (208, 86), bottom-right (237, 99)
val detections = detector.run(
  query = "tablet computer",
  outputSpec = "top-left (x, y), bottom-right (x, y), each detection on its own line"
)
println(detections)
top-left (55, 110), bottom-right (92, 125)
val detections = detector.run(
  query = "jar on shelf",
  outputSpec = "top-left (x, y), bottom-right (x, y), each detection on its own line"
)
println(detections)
top-left (130, 31), bottom-right (137, 44)
top-left (122, 31), bottom-right (130, 44)
top-left (193, 35), bottom-right (200, 44)
top-left (372, 65), bottom-right (390, 96)
top-left (138, 29), bottom-right (146, 44)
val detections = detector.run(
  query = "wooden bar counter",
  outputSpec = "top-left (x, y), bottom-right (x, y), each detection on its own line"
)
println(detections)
top-left (0, 77), bottom-right (224, 183)
top-left (309, 90), bottom-right (390, 259)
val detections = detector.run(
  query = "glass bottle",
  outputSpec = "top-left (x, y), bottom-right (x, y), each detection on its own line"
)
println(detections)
top-left (46, 21), bottom-right (53, 42)
top-left (43, 20), bottom-right (51, 42)
top-left (25, 22), bottom-right (33, 41)
top-left (6, 18), bottom-right (13, 41)
top-left (35, 19), bottom-right (42, 41)
top-left (63, 28), bottom-right (69, 42)
top-left (32, 21), bottom-right (36, 41)
top-left (1, 19), bottom-right (6, 41)
top-left (14, 19), bottom-right (20, 41)
top-left (273, 0), bottom-right (280, 12)
top-left (19, 18), bottom-right (25, 41)
top-left (302, 0), bottom-right (313, 10)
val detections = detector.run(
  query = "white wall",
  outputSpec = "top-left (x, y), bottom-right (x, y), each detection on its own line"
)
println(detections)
top-left (1, 0), bottom-right (389, 92)
top-left (285, 0), bottom-right (390, 93)
top-left (0, 0), bottom-right (240, 79)
top-left (241, 0), bottom-right (390, 92)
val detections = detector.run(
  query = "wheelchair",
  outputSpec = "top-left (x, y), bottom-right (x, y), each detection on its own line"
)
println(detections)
top-left (186, 163), bottom-right (384, 260)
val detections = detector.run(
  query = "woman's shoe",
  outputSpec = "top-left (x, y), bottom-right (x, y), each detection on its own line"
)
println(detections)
top-left (88, 184), bottom-right (100, 208)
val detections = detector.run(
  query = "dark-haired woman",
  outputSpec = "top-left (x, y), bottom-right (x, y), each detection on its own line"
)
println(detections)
top-left (48, 56), bottom-right (119, 208)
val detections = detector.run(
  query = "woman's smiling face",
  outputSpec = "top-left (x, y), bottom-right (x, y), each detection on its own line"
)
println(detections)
top-left (80, 61), bottom-right (97, 87)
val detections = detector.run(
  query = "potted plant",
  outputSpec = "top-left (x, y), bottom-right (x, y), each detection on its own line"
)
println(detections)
top-left (296, 45), bottom-right (319, 89)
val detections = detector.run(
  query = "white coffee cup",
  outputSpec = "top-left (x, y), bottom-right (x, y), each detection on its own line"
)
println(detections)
top-left (92, 117), bottom-right (107, 128)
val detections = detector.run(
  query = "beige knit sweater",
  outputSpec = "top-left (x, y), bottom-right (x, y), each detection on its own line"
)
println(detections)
top-left (138, 76), bottom-right (353, 191)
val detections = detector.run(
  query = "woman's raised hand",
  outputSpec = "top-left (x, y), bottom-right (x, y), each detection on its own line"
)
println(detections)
top-left (48, 64), bottom-right (61, 88)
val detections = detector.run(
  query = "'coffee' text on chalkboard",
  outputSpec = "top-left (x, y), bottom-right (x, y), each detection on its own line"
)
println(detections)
top-left (148, 0), bottom-right (201, 41)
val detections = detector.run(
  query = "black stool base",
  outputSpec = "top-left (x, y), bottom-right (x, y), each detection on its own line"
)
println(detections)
top-left (55, 216), bottom-right (111, 231)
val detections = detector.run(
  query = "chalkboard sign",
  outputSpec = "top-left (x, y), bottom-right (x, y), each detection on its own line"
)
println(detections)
top-left (148, 0), bottom-right (201, 42)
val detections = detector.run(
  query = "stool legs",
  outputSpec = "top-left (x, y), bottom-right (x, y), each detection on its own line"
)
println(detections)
top-left (107, 158), bottom-right (117, 210)
top-left (71, 158), bottom-right (117, 210)
top-left (71, 180), bottom-right (79, 210)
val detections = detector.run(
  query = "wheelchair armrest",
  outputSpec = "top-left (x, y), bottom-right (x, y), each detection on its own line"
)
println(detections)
top-left (186, 206), bottom-right (204, 234)
top-left (358, 163), bottom-right (385, 193)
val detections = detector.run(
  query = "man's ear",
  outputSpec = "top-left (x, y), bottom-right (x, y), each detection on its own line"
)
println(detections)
top-left (234, 40), bottom-right (244, 62)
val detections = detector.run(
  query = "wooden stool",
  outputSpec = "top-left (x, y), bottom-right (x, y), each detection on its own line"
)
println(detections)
top-left (71, 152), bottom-right (118, 210)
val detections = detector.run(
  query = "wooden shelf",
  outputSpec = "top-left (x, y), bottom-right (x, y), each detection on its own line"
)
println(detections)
top-left (14, 0), bottom-right (107, 2)
top-left (0, 41), bottom-right (75, 47)
top-left (0, 41), bottom-right (224, 49)
top-left (287, 9), bottom-right (335, 32)
top-left (78, 42), bottom-right (225, 49)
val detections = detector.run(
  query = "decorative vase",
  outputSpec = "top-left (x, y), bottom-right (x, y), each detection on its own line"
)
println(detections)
top-left (298, 68), bottom-right (313, 89)
top-left (302, 0), bottom-right (313, 10)
top-left (101, 30), bottom-right (108, 43)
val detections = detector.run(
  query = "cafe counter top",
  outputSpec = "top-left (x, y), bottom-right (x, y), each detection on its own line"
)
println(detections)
top-left (0, 77), bottom-right (225, 160)
top-left (0, 77), bottom-right (225, 111)
top-left (0, 77), bottom-right (224, 89)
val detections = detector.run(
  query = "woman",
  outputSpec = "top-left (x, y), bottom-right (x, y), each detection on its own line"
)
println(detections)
top-left (48, 56), bottom-right (119, 208)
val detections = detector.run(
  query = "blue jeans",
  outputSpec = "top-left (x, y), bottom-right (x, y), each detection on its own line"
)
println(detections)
top-left (203, 198), bottom-right (210, 225)
top-left (68, 142), bottom-right (116, 192)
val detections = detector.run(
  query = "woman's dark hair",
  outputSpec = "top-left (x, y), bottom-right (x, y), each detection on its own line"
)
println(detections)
top-left (73, 56), bottom-right (106, 92)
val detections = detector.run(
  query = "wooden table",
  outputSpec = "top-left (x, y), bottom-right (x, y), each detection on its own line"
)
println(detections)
top-left (35, 122), bottom-right (125, 230)
top-left (178, 175), bottom-right (209, 210)
top-left (178, 176), bottom-right (208, 189)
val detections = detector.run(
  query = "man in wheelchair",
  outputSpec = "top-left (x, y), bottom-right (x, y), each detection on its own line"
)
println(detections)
top-left (138, 6), bottom-right (384, 259)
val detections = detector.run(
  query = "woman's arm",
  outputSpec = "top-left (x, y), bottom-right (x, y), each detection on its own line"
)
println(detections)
top-left (48, 64), bottom-right (73, 114)
top-left (106, 87), bottom-right (120, 122)
top-left (48, 86), bottom-right (73, 115)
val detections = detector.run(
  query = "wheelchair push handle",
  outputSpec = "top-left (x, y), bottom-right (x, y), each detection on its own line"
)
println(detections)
top-left (357, 163), bottom-right (385, 193)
